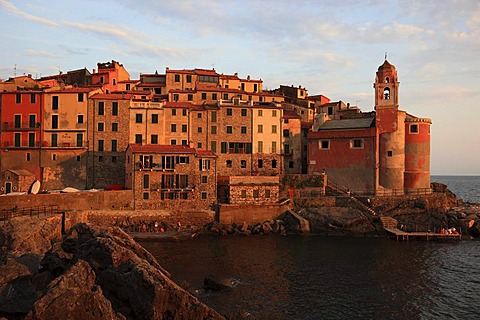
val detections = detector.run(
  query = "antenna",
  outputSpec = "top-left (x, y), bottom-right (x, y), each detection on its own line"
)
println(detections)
top-left (14, 64), bottom-right (17, 77)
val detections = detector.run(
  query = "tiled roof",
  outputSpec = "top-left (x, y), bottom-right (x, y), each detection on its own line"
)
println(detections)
top-left (194, 69), bottom-right (219, 76)
top-left (196, 150), bottom-right (217, 157)
top-left (129, 144), bottom-right (196, 154)
top-left (318, 118), bottom-right (375, 130)
top-left (46, 87), bottom-right (97, 93)
top-left (8, 169), bottom-right (35, 176)
top-left (283, 109), bottom-right (301, 119)
top-left (91, 93), bottom-right (133, 100)
top-left (166, 69), bottom-right (194, 75)
top-left (164, 101), bottom-right (191, 108)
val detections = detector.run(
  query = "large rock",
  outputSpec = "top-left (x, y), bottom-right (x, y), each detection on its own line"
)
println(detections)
top-left (26, 259), bottom-right (124, 320)
top-left (204, 275), bottom-right (236, 291)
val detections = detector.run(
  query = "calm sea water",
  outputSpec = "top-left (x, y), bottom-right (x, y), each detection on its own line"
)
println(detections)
top-left (140, 176), bottom-right (480, 319)
top-left (431, 175), bottom-right (480, 204)
top-left (141, 236), bottom-right (480, 320)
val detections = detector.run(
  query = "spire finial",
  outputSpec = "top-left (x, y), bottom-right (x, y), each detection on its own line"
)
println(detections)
top-left (385, 52), bottom-right (387, 60)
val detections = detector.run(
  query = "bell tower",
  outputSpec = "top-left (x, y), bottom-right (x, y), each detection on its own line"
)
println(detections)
top-left (374, 59), bottom-right (405, 191)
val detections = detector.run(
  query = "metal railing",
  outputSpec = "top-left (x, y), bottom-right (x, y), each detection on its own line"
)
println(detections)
top-left (1, 205), bottom-right (61, 222)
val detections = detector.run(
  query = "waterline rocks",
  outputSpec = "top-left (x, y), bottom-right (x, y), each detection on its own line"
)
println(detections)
top-left (0, 217), bottom-right (224, 320)
top-left (204, 220), bottom-right (287, 236)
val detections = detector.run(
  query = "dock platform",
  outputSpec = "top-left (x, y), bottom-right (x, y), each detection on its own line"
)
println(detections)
top-left (380, 216), bottom-right (461, 241)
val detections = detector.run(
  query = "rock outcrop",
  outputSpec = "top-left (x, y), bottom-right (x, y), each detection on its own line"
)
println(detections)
top-left (0, 217), bottom-right (224, 320)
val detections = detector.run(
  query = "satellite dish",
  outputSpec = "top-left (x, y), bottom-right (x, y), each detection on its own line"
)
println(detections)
top-left (29, 180), bottom-right (41, 194)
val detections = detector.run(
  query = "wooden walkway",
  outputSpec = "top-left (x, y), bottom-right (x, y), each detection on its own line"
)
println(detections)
top-left (380, 216), bottom-right (461, 241)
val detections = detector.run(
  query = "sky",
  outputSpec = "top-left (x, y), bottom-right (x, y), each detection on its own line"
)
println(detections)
top-left (0, 0), bottom-right (479, 175)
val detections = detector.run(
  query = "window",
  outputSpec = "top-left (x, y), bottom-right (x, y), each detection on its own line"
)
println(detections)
top-left (112, 123), bottom-right (118, 131)
top-left (226, 126), bottom-right (233, 134)
top-left (171, 124), bottom-right (177, 132)
top-left (182, 109), bottom-right (187, 116)
top-left (197, 127), bottom-right (202, 133)
top-left (258, 141), bottom-right (263, 153)
top-left (16, 93), bottom-right (21, 104)
top-left (211, 111), bottom-right (217, 122)
top-left (97, 122), bottom-right (104, 131)
top-left (320, 140), bottom-right (329, 149)
top-left (226, 160), bottom-right (232, 167)
top-left (226, 108), bottom-right (233, 116)
top-left (111, 140), bottom-right (117, 152)
top-left (254, 83), bottom-right (258, 92)
top-left (211, 126), bottom-right (217, 134)
top-left (221, 142), bottom-right (227, 153)
top-left (387, 150), bottom-right (393, 157)
top-left (100, 76), bottom-right (104, 84)
top-left (112, 156), bottom-right (117, 163)
top-left (181, 124), bottom-right (187, 132)
top-left (30, 93), bottom-right (36, 104)
top-left (328, 107), bottom-right (333, 115)
top-left (135, 134), bottom-right (142, 144)
top-left (143, 192), bottom-right (149, 200)
top-left (200, 159), bottom-right (210, 171)
top-left (271, 141), bottom-right (277, 153)
top-left (241, 190), bottom-right (247, 198)
top-left (98, 140), bottom-right (104, 151)
top-left (77, 115), bottom-right (84, 124)
top-left (197, 142), bottom-right (202, 148)
top-left (28, 115), bottom-right (36, 128)
top-left (126, 84), bottom-right (131, 90)
top-left (171, 139), bottom-right (177, 145)
top-left (258, 110), bottom-right (263, 116)
top-left (211, 141), bottom-right (217, 152)
top-left (272, 110), bottom-right (277, 117)
top-left (143, 174), bottom-right (150, 189)
top-left (201, 192), bottom-right (207, 200)
top-left (272, 159), bottom-right (277, 168)
top-left (223, 93), bottom-right (228, 100)
top-left (186, 75), bottom-right (192, 83)
top-left (28, 132), bottom-right (35, 147)
top-left (151, 114), bottom-right (158, 123)
top-left (201, 93), bottom-right (207, 100)
top-left (174, 74), bottom-right (180, 82)
top-left (77, 155), bottom-right (81, 161)
top-left (241, 126), bottom-right (247, 134)
top-left (173, 94), bottom-right (179, 101)
top-left (284, 144), bottom-right (290, 154)
top-left (201, 176), bottom-right (208, 184)
top-left (383, 87), bottom-right (390, 100)
top-left (52, 96), bottom-right (59, 110)
top-left (241, 160), bottom-right (247, 168)
top-left (289, 161), bottom-right (294, 168)
top-left (351, 139), bottom-right (364, 149)
top-left (241, 83), bottom-right (245, 91)
top-left (283, 129), bottom-right (290, 137)
top-left (182, 140), bottom-right (188, 145)
top-left (112, 102), bottom-right (118, 116)
top-left (51, 133), bottom-right (57, 147)
top-left (253, 189), bottom-right (259, 198)
top-left (188, 94), bottom-right (193, 101)
top-left (14, 115), bottom-right (21, 128)
top-left (272, 125), bottom-right (277, 133)
top-left (78, 93), bottom-right (84, 102)
top-left (26, 152), bottom-right (31, 161)
top-left (258, 125), bottom-right (263, 133)
top-left (212, 93), bottom-right (217, 100)
top-left (241, 109), bottom-right (247, 117)
top-left (14, 133), bottom-right (21, 147)
top-left (76, 134), bottom-right (83, 147)
top-left (53, 154), bottom-right (57, 161)
top-left (258, 159), bottom-right (263, 168)
top-left (98, 102), bottom-right (104, 115)
top-left (172, 109), bottom-right (176, 116)
top-left (265, 190), bottom-right (271, 198)
top-left (151, 134), bottom-right (158, 144)
top-left (410, 124), bottom-right (419, 133)
top-left (52, 115), bottom-right (58, 129)
top-left (135, 114), bottom-right (143, 123)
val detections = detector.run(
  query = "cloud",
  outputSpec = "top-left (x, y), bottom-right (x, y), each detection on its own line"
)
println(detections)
top-left (25, 49), bottom-right (60, 58)
top-left (0, 0), bottom-right (57, 26)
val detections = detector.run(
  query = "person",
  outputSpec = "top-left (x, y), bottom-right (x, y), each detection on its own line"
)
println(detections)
top-left (154, 221), bottom-right (159, 232)
top-left (346, 189), bottom-right (351, 196)
top-left (367, 198), bottom-right (371, 207)
top-left (176, 221), bottom-right (182, 232)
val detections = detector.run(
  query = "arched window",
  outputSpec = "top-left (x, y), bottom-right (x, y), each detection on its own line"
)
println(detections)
top-left (385, 77), bottom-right (389, 83)
top-left (383, 87), bottom-right (390, 100)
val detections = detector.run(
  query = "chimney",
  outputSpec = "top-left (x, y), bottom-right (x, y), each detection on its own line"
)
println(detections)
top-left (93, 69), bottom-right (96, 74)
top-left (247, 75), bottom-right (250, 80)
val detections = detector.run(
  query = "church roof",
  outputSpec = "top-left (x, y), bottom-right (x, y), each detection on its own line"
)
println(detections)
top-left (317, 118), bottom-right (375, 130)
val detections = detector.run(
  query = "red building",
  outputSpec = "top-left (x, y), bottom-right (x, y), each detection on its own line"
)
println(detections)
top-left (308, 60), bottom-right (431, 195)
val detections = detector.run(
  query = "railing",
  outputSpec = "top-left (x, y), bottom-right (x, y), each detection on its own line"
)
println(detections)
top-left (2, 141), bottom-right (88, 148)
top-left (1, 122), bottom-right (41, 130)
top-left (1, 205), bottom-right (61, 222)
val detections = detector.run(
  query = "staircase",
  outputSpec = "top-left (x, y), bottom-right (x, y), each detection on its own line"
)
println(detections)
top-left (326, 180), bottom-right (378, 217)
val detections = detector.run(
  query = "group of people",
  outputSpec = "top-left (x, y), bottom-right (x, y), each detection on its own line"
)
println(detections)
top-left (435, 227), bottom-right (460, 235)
top-left (134, 220), bottom-right (182, 233)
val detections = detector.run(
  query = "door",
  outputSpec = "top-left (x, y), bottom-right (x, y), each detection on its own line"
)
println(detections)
top-left (5, 182), bottom-right (12, 194)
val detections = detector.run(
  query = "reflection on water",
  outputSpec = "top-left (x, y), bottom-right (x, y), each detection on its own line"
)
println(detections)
top-left (140, 236), bottom-right (480, 320)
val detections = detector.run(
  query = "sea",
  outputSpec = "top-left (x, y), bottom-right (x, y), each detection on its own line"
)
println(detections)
top-left (140, 176), bottom-right (480, 320)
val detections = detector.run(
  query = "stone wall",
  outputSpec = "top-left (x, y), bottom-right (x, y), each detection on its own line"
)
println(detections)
top-left (0, 190), bottom-right (133, 212)
top-left (219, 201), bottom-right (291, 224)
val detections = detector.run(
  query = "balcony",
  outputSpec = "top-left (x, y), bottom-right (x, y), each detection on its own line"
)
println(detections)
top-left (1, 122), bottom-right (41, 131)
top-left (42, 141), bottom-right (88, 148)
top-left (3, 141), bottom-right (43, 148)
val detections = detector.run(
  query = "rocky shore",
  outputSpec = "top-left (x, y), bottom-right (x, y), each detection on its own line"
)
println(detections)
top-left (0, 216), bottom-right (226, 320)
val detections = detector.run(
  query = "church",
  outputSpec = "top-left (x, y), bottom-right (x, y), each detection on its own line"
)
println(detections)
top-left (307, 60), bottom-right (432, 195)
